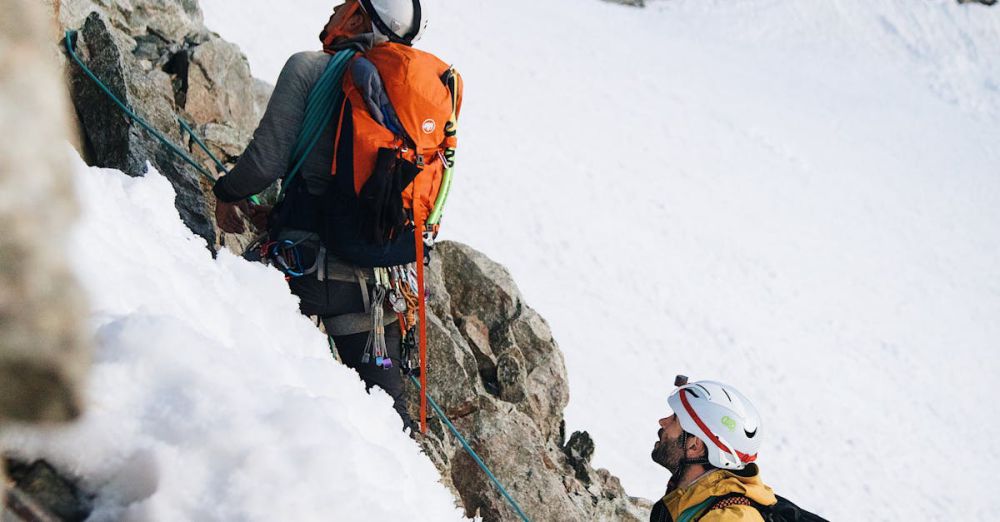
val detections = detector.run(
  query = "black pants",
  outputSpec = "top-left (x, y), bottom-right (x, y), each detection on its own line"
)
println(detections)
top-left (288, 274), bottom-right (415, 432)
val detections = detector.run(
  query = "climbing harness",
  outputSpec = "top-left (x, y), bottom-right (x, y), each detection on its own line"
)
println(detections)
top-left (63, 31), bottom-right (260, 204)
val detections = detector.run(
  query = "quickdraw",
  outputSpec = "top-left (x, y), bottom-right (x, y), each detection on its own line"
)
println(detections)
top-left (362, 264), bottom-right (421, 373)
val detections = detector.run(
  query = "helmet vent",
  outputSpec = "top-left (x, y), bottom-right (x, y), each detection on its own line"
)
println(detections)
top-left (685, 389), bottom-right (700, 399)
top-left (721, 388), bottom-right (732, 402)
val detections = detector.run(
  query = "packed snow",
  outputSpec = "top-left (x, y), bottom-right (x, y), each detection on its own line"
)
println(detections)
top-left (202, 0), bottom-right (1000, 520)
top-left (0, 153), bottom-right (463, 521)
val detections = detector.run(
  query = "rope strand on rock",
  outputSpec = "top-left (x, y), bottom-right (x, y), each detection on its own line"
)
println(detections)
top-left (408, 375), bottom-right (531, 522)
top-left (64, 30), bottom-right (260, 204)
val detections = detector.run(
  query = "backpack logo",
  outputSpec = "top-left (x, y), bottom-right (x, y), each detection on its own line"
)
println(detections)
top-left (422, 119), bottom-right (436, 134)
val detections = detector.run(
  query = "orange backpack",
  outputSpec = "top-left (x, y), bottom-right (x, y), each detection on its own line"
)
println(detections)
top-left (329, 43), bottom-right (462, 434)
top-left (334, 43), bottom-right (463, 239)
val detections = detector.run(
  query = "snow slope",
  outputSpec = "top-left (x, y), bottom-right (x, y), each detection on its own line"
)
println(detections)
top-left (202, 1), bottom-right (1000, 520)
top-left (1, 153), bottom-right (463, 521)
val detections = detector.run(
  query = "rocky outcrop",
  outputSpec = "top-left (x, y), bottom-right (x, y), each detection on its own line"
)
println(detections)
top-left (54, 0), bottom-right (271, 251)
top-left (411, 242), bottom-right (647, 521)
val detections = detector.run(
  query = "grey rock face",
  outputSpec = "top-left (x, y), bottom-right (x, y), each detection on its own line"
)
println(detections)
top-left (0, 0), bottom-right (90, 426)
top-left (409, 242), bottom-right (646, 521)
top-left (56, 0), bottom-right (271, 250)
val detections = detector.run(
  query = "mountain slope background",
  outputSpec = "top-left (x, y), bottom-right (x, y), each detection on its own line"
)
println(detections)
top-left (201, 1), bottom-right (1000, 520)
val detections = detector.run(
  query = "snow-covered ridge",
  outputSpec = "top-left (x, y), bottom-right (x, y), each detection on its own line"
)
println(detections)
top-left (1, 154), bottom-right (464, 521)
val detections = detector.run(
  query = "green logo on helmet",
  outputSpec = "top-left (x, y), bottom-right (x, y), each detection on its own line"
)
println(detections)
top-left (721, 416), bottom-right (737, 432)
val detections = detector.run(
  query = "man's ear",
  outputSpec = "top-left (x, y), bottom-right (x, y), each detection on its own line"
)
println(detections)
top-left (686, 434), bottom-right (706, 460)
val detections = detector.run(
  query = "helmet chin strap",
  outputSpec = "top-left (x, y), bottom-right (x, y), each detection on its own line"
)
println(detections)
top-left (671, 431), bottom-right (710, 490)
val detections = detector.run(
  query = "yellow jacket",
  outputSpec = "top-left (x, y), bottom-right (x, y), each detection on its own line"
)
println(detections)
top-left (650, 464), bottom-right (777, 522)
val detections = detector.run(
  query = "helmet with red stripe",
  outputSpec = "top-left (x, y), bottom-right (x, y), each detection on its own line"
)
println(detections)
top-left (667, 379), bottom-right (762, 470)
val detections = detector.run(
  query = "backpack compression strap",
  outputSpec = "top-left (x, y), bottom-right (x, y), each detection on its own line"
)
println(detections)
top-left (359, 0), bottom-right (422, 45)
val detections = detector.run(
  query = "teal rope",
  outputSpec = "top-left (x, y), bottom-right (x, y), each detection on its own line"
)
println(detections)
top-left (65, 30), bottom-right (260, 204)
top-left (178, 117), bottom-right (227, 174)
top-left (178, 117), bottom-right (260, 204)
top-left (278, 50), bottom-right (355, 200)
top-left (408, 375), bottom-right (531, 521)
top-left (676, 496), bottom-right (716, 522)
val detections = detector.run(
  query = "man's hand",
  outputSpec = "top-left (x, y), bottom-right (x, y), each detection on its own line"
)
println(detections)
top-left (216, 201), bottom-right (272, 234)
top-left (247, 204), bottom-right (272, 232)
top-left (216, 200), bottom-right (249, 234)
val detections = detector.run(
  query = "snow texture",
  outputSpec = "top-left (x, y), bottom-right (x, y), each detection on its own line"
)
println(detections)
top-left (201, 1), bottom-right (1000, 520)
top-left (1, 152), bottom-right (463, 521)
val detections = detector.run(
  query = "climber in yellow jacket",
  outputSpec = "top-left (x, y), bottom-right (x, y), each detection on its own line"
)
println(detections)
top-left (649, 376), bottom-right (777, 522)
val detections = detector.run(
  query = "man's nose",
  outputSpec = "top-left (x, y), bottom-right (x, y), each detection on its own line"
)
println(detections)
top-left (658, 417), bottom-right (669, 427)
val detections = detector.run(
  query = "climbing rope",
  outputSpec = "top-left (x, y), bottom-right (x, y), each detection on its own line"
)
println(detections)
top-left (278, 49), bottom-right (356, 201)
top-left (64, 31), bottom-right (260, 204)
top-left (408, 375), bottom-right (531, 522)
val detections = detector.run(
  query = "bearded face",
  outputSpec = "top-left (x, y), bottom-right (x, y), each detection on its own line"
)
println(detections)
top-left (651, 425), bottom-right (687, 474)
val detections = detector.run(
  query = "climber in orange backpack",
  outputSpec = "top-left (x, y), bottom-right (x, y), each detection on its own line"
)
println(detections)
top-left (214, 0), bottom-right (462, 433)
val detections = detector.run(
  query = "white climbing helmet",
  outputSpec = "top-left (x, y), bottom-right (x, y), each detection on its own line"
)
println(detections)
top-left (359, 0), bottom-right (427, 45)
top-left (667, 377), bottom-right (762, 470)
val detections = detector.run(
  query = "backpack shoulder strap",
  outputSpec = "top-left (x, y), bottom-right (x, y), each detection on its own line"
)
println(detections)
top-left (690, 493), bottom-right (759, 521)
top-left (711, 493), bottom-right (755, 510)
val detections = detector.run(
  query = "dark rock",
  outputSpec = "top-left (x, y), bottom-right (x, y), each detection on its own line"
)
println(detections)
top-left (563, 431), bottom-right (596, 484)
top-left (4, 460), bottom-right (92, 522)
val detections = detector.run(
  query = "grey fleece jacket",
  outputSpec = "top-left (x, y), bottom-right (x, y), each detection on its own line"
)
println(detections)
top-left (213, 51), bottom-right (337, 202)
